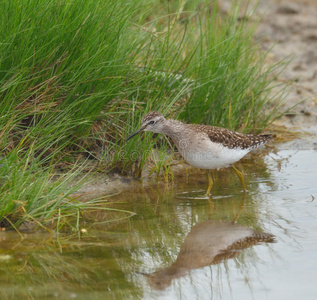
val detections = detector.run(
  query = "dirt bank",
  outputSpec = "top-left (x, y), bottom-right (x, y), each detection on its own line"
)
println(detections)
top-left (222, 0), bottom-right (317, 133)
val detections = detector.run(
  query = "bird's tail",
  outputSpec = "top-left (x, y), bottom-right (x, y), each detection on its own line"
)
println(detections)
top-left (247, 134), bottom-right (273, 149)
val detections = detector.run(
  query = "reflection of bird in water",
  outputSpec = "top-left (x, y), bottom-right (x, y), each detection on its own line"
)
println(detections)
top-left (145, 221), bottom-right (275, 290)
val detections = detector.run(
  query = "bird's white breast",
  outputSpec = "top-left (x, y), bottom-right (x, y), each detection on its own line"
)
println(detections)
top-left (177, 136), bottom-right (250, 169)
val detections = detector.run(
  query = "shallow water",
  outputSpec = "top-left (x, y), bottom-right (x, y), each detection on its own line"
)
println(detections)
top-left (1, 147), bottom-right (317, 299)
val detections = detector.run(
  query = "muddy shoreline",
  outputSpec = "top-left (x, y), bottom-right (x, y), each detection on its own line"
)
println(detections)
top-left (242, 0), bottom-right (317, 133)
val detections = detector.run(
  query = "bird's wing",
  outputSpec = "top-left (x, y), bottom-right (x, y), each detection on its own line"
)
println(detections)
top-left (190, 124), bottom-right (271, 149)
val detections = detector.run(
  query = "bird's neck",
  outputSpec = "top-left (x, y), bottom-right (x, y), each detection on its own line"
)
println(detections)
top-left (162, 119), bottom-right (187, 141)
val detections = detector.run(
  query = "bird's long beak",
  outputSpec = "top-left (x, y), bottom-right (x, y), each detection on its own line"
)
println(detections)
top-left (126, 125), bottom-right (146, 142)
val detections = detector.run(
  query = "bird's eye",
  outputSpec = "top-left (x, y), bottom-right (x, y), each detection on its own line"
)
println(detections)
top-left (149, 120), bottom-right (155, 125)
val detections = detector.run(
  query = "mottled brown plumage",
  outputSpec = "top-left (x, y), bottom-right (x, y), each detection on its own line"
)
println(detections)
top-left (139, 111), bottom-right (272, 150)
top-left (189, 124), bottom-right (272, 150)
top-left (126, 111), bottom-right (273, 194)
top-left (142, 111), bottom-right (162, 124)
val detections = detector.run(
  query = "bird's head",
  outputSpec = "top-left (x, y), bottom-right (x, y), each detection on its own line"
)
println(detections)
top-left (126, 111), bottom-right (166, 141)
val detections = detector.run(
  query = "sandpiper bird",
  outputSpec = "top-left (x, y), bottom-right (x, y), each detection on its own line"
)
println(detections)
top-left (126, 112), bottom-right (272, 195)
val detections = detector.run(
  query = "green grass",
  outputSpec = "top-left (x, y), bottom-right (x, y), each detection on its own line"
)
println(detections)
top-left (0, 0), bottom-right (286, 229)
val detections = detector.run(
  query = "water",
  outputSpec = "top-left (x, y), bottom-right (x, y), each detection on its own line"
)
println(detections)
top-left (0, 148), bottom-right (317, 299)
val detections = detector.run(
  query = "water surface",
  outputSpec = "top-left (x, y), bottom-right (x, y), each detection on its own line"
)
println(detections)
top-left (0, 148), bottom-right (317, 299)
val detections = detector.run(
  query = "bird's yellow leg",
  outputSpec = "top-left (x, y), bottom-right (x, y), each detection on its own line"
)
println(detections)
top-left (206, 170), bottom-right (214, 196)
top-left (232, 165), bottom-right (246, 192)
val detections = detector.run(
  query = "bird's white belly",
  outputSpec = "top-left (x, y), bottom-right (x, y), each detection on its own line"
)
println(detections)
top-left (179, 141), bottom-right (250, 170)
